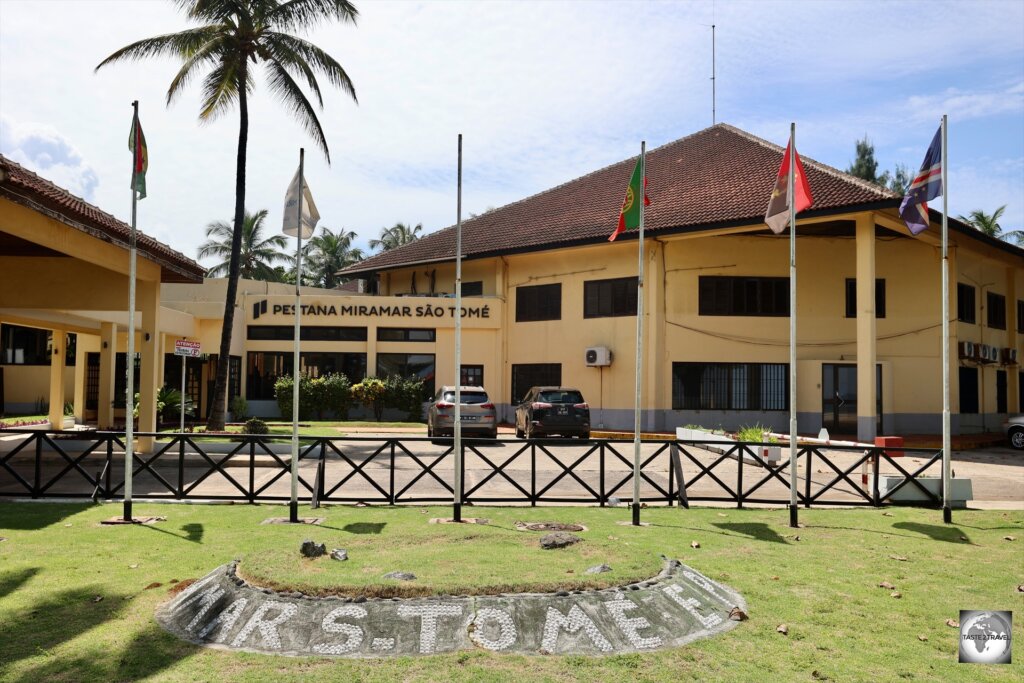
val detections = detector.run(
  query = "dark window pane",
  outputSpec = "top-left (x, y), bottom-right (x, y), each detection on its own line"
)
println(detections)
top-left (516, 284), bottom-right (561, 322)
top-left (996, 370), bottom-right (1007, 414)
top-left (460, 364), bottom-right (484, 387)
top-left (511, 363), bottom-right (561, 403)
top-left (246, 351), bottom-right (367, 400)
top-left (377, 328), bottom-right (436, 342)
top-left (461, 281), bottom-right (483, 297)
top-left (441, 391), bottom-right (489, 404)
top-left (584, 277), bottom-right (638, 318)
top-left (957, 283), bottom-right (976, 324)
top-left (538, 390), bottom-right (584, 404)
top-left (844, 279), bottom-right (886, 319)
top-left (987, 292), bottom-right (1006, 330)
top-left (247, 326), bottom-right (367, 341)
top-left (1, 324), bottom-right (51, 365)
top-left (959, 366), bottom-right (979, 414)
top-left (376, 353), bottom-right (435, 398)
top-left (698, 277), bottom-right (789, 316)
top-left (672, 362), bottom-right (788, 410)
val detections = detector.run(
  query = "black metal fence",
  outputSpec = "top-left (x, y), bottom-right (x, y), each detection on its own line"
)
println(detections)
top-left (0, 430), bottom-right (947, 508)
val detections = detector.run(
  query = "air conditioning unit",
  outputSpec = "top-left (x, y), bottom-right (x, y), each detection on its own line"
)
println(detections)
top-left (1002, 348), bottom-right (1018, 365)
top-left (977, 344), bottom-right (999, 363)
top-left (958, 341), bottom-right (975, 360)
top-left (585, 346), bottom-right (613, 367)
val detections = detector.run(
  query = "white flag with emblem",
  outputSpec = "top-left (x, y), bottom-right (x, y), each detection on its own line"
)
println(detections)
top-left (282, 168), bottom-right (319, 239)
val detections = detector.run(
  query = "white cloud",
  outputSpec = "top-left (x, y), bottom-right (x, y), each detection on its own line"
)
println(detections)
top-left (0, 116), bottom-right (99, 200)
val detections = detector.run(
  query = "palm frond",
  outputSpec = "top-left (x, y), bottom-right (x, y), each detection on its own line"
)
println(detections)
top-left (258, 37), bottom-right (324, 106)
top-left (269, 0), bottom-right (358, 33)
top-left (198, 60), bottom-right (243, 121)
top-left (166, 37), bottom-right (226, 105)
top-left (95, 26), bottom-right (220, 71)
top-left (263, 32), bottom-right (356, 102)
top-left (264, 60), bottom-right (330, 161)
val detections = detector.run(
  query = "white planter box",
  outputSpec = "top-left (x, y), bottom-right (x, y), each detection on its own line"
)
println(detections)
top-left (880, 475), bottom-right (973, 508)
top-left (675, 429), bottom-right (780, 466)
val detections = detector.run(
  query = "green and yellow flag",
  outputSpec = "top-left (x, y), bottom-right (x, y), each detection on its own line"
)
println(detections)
top-left (609, 156), bottom-right (650, 241)
top-left (129, 112), bottom-right (147, 199)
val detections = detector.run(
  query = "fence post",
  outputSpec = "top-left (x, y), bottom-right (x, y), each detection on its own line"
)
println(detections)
top-left (670, 442), bottom-right (688, 509)
top-left (33, 434), bottom-right (42, 499)
top-left (599, 442), bottom-right (606, 506)
top-left (804, 448), bottom-right (813, 508)
top-left (312, 445), bottom-right (325, 510)
top-left (105, 437), bottom-right (113, 497)
top-left (389, 439), bottom-right (396, 505)
top-left (177, 434), bottom-right (185, 499)
top-left (736, 445), bottom-right (744, 509)
top-left (248, 438), bottom-right (256, 504)
top-left (530, 443), bottom-right (536, 507)
top-left (872, 448), bottom-right (881, 507)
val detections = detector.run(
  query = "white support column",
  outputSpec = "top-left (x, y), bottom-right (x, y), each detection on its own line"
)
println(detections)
top-left (855, 214), bottom-right (878, 442)
top-left (137, 280), bottom-right (161, 452)
top-left (98, 322), bottom-right (116, 429)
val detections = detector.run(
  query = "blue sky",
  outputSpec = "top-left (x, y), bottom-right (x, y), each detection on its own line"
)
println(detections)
top-left (1, 0), bottom-right (1021, 267)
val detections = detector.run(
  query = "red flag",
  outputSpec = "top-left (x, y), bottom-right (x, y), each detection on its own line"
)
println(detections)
top-left (764, 141), bottom-right (812, 234)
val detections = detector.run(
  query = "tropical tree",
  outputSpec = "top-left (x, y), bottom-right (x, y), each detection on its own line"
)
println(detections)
top-left (97, 0), bottom-right (358, 430)
top-left (304, 226), bottom-right (364, 288)
top-left (198, 209), bottom-right (290, 280)
top-left (369, 222), bottom-right (423, 252)
top-left (847, 136), bottom-right (883, 184)
top-left (957, 205), bottom-right (1023, 244)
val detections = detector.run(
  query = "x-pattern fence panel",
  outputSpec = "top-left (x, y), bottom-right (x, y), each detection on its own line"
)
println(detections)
top-left (0, 430), bottom-right (949, 510)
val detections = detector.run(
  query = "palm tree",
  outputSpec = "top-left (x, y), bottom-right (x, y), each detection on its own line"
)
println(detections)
top-left (958, 205), bottom-right (1023, 244)
top-left (303, 226), bottom-right (364, 288)
top-left (97, 0), bottom-right (358, 430)
top-left (198, 209), bottom-right (290, 281)
top-left (369, 222), bottom-right (423, 252)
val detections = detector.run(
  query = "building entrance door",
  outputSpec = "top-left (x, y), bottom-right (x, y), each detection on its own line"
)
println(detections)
top-left (822, 363), bottom-right (882, 436)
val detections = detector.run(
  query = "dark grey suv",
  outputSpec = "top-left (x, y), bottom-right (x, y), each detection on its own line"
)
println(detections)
top-left (514, 386), bottom-right (590, 439)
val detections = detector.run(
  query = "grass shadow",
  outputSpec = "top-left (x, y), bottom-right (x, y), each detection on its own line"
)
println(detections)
top-left (181, 523), bottom-right (203, 544)
top-left (341, 522), bottom-right (386, 534)
top-left (0, 584), bottom-right (128, 677)
top-left (0, 567), bottom-right (40, 599)
top-left (711, 522), bottom-right (789, 544)
top-left (0, 503), bottom-right (93, 531)
top-left (892, 521), bottom-right (972, 544)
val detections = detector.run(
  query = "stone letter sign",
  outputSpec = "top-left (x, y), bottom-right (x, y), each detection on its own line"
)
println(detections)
top-left (156, 559), bottom-right (746, 657)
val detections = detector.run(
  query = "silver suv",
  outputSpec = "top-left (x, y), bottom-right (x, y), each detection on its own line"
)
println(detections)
top-left (427, 386), bottom-right (497, 439)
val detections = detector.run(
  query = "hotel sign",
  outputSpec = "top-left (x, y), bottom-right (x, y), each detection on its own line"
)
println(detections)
top-left (251, 299), bottom-right (493, 321)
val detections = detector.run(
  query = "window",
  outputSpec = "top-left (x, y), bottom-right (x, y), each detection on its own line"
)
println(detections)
top-left (1018, 300), bottom-right (1024, 333)
top-left (246, 352), bottom-right (367, 400)
top-left (163, 354), bottom-right (202, 408)
top-left (584, 277), bottom-right (638, 318)
top-left (996, 370), bottom-right (1007, 414)
top-left (844, 279), bottom-right (886, 318)
top-left (247, 326), bottom-right (367, 341)
top-left (987, 292), bottom-right (1006, 330)
top-left (958, 366), bottom-right (978, 414)
top-left (376, 353), bottom-right (435, 398)
top-left (460, 364), bottom-right (484, 387)
top-left (516, 283), bottom-right (561, 322)
top-left (672, 363), bottom-right (788, 411)
top-left (377, 328), bottom-right (436, 342)
top-left (461, 281), bottom-right (483, 297)
top-left (511, 363), bottom-right (561, 403)
top-left (957, 283), bottom-right (976, 324)
top-left (699, 276), bottom-right (789, 316)
top-left (1, 324), bottom-right (50, 365)
top-left (113, 353), bottom-right (141, 408)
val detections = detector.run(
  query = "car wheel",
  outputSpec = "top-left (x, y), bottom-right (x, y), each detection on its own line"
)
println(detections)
top-left (579, 432), bottom-right (590, 440)
top-left (1010, 427), bottom-right (1024, 450)
top-left (489, 429), bottom-right (498, 439)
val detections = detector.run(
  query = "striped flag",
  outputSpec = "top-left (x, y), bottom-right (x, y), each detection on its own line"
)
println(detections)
top-left (899, 126), bottom-right (942, 235)
top-left (764, 140), bottom-right (813, 234)
top-left (128, 112), bottom-right (147, 199)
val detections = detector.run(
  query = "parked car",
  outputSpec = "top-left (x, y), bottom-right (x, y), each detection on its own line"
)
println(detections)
top-left (427, 386), bottom-right (497, 439)
top-left (1004, 415), bottom-right (1024, 450)
top-left (515, 386), bottom-right (590, 439)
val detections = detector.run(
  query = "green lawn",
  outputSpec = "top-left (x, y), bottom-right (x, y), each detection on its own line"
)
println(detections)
top-left (0, 503), bottom-right (1020, 682)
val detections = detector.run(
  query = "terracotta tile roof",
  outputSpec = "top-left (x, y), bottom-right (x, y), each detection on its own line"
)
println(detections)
top-left (0, 155), bottom-right (205, 283)
top-left (341, 123), bottom-right (903, 275)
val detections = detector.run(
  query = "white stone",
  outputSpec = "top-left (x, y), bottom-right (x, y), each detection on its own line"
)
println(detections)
top-left (604, 595), bottom-right (662, 649)
top-left (541, 604), bottom-right (613, 653)
top-left (469, 607), bottom-right (517, 651)
top-left (199, 598), bottom-right (249, 642)
top-left (662, 584), bottom-right (723, 629)
top-left (371, 637), bottom-right (395, 651)
top-left (231, 601), bottom-right (298, 650)
top-left (313, 606), bottom-right (366, 654)
top-left (184, 587), bottom-right (225, 633)
top-left (396, 603), bottom-right (463, 653)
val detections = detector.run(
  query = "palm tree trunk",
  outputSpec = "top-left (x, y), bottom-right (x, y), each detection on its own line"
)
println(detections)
top-left (208, 66), bottom-right (249, 431)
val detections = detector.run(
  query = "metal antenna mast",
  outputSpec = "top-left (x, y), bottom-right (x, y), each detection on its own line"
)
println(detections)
top-left (711, 23), bottom-right (716, 124)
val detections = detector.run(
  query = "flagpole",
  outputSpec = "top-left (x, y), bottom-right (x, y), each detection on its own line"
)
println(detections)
top-left (289, 148), bottom-right (304, 524)
top-left (941, 115), bottom-right (951, 524)
top-left (788, 122), bottom-right (799, 528)
top-left (453, 133), bottom-right (464, 523)
top-left (123, 100), bottom-right (139, 523)
top-left (632, 141), bottom-right (646, 527)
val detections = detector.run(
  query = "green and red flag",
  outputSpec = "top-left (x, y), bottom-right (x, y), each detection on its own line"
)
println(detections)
top-left (609, 156), bottom-right (650, 241)
top-left (128, 112), bottom-right (147, 199)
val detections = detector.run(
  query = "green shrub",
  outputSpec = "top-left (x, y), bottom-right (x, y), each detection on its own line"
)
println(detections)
top-left (383, 374), bottom-right (426, 422)
top-left (133, 386), bottom-right (195, 422)
top-left (351, 378), bottom-right (387, 421)
top-left (244, 417), bottom-right (269, 435)
top-left (230, 396), bottom-right (249, 421)
top-left (63, 401), bottom-right (74, 417)
top-left (737, 424), bottom-right (778, 444)
top-left (275, 373), bottom-right (352, 420)
top-left (322, 373), bottom-right (352, 419)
